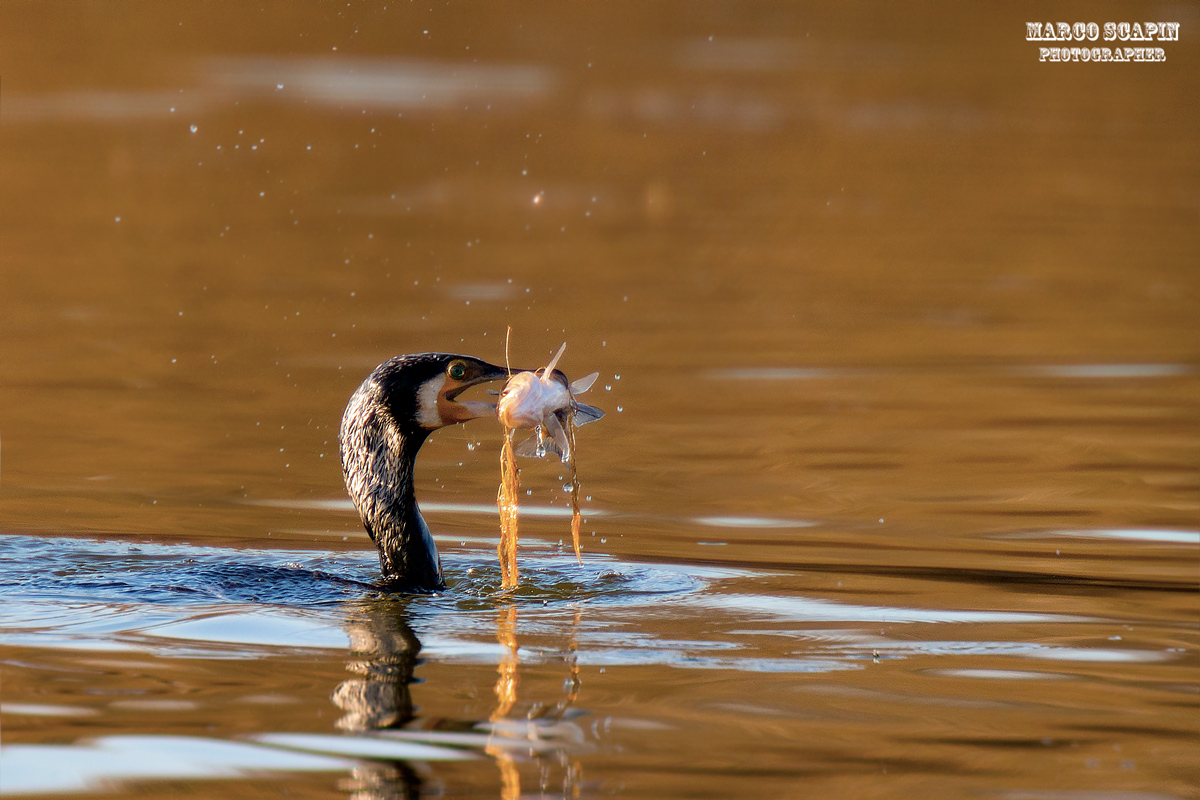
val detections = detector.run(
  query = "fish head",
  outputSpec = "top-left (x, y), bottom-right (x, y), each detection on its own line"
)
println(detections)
top-left (498, 371), bottom-right (553, 429)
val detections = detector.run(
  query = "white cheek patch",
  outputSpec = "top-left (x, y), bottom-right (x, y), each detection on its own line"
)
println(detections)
top-left (416, 374), bottom-right (446, 429)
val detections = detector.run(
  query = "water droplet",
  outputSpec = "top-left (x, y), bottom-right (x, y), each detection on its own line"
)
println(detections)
top-left (615, 374), bottom-right (621, 380)
top-left (190, 124), bottom-right (197, 133)
top-left (562, 483), bottom-right (574, 493)
top-left (467, 442), bottom-right (475, 451)
top-left (605, 385), bottom-right (611, 391)
top-left (617, 406), bottom-right (623, 412)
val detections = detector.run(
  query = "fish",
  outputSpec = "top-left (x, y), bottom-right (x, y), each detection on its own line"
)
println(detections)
top-left (496, 342), bottom-right (604, 461)
top-left (494, 341), bottom-right (605, 585)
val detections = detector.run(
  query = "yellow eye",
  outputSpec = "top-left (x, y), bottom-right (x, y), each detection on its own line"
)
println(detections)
top-left (448, 362), bottom-right (467, 380)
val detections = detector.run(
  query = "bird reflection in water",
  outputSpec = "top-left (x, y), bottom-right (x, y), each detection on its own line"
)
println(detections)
top-left (332, 598), bottom-right (588, 800)
top-left (333, 599), bottom-right (427, 799)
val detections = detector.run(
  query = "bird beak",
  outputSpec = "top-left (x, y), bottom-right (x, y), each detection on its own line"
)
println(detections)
top-left (439, 361), bottom-right (524, 423)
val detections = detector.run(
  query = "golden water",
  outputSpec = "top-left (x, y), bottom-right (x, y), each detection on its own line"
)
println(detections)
top-left (1, 3), bottom-right (1197, 799)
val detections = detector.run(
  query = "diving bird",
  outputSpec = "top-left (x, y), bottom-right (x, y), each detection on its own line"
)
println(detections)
top-left (340, 353), bottom-right (516, 592)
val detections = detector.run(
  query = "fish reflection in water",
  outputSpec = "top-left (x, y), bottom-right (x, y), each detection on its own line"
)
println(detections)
top-left (333, 598), bottom-right (588, 800)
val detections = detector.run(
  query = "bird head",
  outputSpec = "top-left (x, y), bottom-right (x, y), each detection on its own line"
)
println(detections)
top-left (373, 353), bottom-right (515, 433)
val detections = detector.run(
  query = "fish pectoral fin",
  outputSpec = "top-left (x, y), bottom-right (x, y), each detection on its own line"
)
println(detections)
top-left (546, 414), bottom-right (571, 459)
top-left (572, 403), bottom-right (605, 425)
top-left (514, 433), bottom-right (548, 459)
top-left (569, 371), bottom-right (600, 394)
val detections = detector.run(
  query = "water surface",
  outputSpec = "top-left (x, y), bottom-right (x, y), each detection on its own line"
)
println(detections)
top-left (1, 3), bottom-right (1197, 799)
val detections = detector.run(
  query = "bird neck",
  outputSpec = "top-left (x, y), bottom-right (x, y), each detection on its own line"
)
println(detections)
top-left (375, 463), bottom-right (443, 592)
top-left (341, 391), bottom-right (444, 592)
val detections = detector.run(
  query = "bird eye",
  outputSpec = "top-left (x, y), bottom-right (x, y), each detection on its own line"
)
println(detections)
top-left (448, 362), bottom-right (467, 380)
